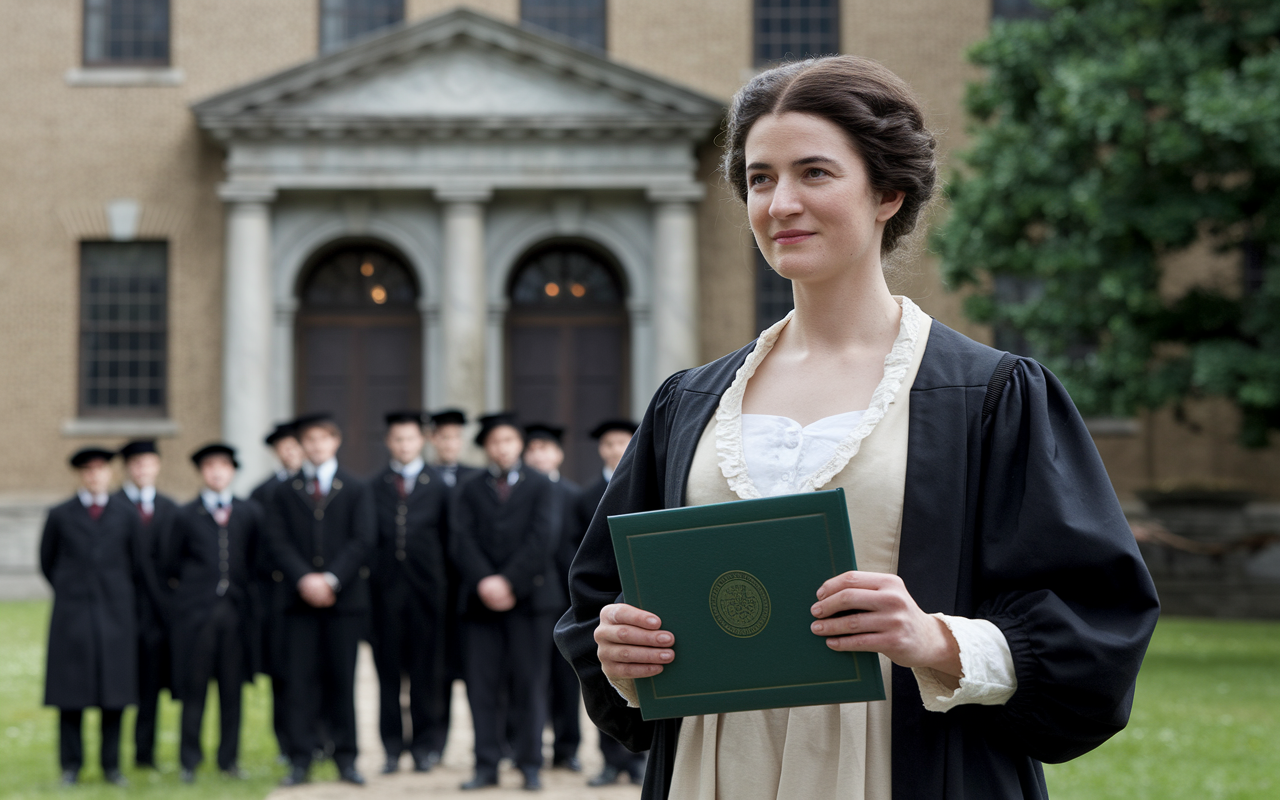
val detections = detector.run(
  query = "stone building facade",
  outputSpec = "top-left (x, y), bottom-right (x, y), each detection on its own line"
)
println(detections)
top-left (1, 0), bottom-right (1277, 596)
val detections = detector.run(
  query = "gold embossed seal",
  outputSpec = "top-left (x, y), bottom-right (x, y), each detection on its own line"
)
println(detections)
top-left (709, 570), bottom-right (771, 638)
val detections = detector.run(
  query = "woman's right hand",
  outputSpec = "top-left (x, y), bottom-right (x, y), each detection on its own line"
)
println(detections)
top-left (595, 603), bottom-right (676, 680)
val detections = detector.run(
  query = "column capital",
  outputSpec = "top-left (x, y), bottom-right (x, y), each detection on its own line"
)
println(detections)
top-left (646, 183), bottom-right (705, 204)
top-left (435, 185), bottom-right (493, 204)
top-left (218, 182), bottom-right (277, 204)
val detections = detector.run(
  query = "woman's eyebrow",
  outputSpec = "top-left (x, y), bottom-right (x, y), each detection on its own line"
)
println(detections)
top-left (745, 155), bottom-right (838, 172)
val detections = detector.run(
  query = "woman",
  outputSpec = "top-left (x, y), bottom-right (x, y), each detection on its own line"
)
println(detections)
top-left (553, 55), bottom-right (1160, 800)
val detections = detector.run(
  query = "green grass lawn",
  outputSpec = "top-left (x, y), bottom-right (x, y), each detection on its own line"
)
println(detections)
top-left (2, 601), bottom-right (1277, 799)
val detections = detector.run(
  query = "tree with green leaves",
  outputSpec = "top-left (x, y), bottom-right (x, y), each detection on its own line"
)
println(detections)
top-left (934, 0), bottom-right (1280, 446)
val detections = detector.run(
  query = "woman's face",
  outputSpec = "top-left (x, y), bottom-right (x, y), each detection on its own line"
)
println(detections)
top-left (744, 112), bottom-right (903, 284)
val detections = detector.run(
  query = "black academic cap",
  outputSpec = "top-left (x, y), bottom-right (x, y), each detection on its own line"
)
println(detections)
top-left (190, 443), bottom-right (239, 469)
top-left (524, 423), bottom-right (565, 445)
top-left (294, 412), bottom-right (340, 435)
top-left (118, 439), bottom-right (159, 460)
top-left (429, 408), bottom-right (467, 427)
top-left (474, 412), bottom-right (522, 446)
top-left (590, 419), bottom-right (639, 439)
top-left (69, 446), bottom-right (116, 468)
top-left (264, 422), bottom-right (298, 446)
top-left (384, 409), bottom-right (425, 428)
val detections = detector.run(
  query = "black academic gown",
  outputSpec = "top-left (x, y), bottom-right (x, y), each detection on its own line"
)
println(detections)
top-left (113, 489), bottom-right (178, 666)
top-left (554, 320), bottom-right (1161, 800)
top-left (547, 475), bottom-right (584, 760)
top-left (165, 497), bottom-right (261, 703)
top-left (40, 495), bottom-right (141, 710)
top-left (249, 474), bottom-right (287, 677)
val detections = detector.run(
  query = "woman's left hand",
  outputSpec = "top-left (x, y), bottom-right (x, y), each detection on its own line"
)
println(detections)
top-left (811, 571), bottom-right (962, 679)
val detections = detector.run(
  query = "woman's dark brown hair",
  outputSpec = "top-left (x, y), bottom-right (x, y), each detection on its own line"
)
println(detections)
top-left (723, 55), bottom-right (937, 255)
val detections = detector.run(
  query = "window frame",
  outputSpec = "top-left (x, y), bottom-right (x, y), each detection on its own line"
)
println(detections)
top-left (753, 0), bottom-right (840, 67)
top-left (318, 0), bottom-right (406, 54)
top-left (519, 0), bottom-right (608, 53)
top-left (81, 0), bottom-right (171, 68)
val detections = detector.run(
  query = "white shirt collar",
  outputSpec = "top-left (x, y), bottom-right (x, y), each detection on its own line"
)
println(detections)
top-left (303, 458), bottom-right (338, 493)
top-left (201, 488), bottom-right (234, 513)
top-left (122, 482), bottom-right (156, 508)
top-left (276, 467), bottom-right (291, 482)
top-left (78, 489), bottom-right (109, 507)
top-left (489, 461), bottom-right (521, 484)
top-left (603, 466), bottom-right (615, 482)
top-left (391, 457), bottom-right (424, 481)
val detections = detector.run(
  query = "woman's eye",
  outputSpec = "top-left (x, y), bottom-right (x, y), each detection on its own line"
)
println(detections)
top-left (805, 168), bottom-right (828, 179)
top-left (748, 174), bottom-right (769, 186)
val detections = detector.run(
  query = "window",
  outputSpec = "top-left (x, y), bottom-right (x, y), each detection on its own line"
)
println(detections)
top-left (521, 0), bottom-right (607, 52)
top-left (319, 0), bottom-right (405, 54)
top-left (510, 244), bottom-right (622, 307)
top-left (79, 242), bottom-right (168, 417)
top-left (83, 0), bottom-right (169, 66)
top-left (755, 250), bottom-right (794, 332)
top-left (991, 0), bottom-right (1051, 20)
top-left (754, 0), bottom-right (839, 66)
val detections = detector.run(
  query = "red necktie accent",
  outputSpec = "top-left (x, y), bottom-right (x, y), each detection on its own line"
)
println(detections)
top-left (495, 476), bottom-right (511, 502)
top-left (135, 501), bottom-right (153, 525)
top-left (213, 503), bottom-right (231, 527)
top-left (311, 480), bottom-right (324, 504)
top-left (88, 503), bottom-right (104, 521)
top-left (396, 475), bottom-right (407, 499)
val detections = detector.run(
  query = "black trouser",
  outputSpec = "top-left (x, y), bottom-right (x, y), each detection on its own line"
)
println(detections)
top-left (134, 630), bottom-right (169, 765)
top-left (371, 592), bottom-right (440, 760)
top-left (270, 675), bottom-right (291, 757)
top-left (283, 610), bottom-right (361, 771)
top-left (549, 642), bottom-right (581, 761)
top-left (425, 586), bottom-right (462, 755)
top-left (463, 612), bottom-right (553, 774)
top-left (179, 600), bottom-right (244, 771)
top-left (59, 708), bottom-right (123, 774)
top-left (600, 732), bottom-right (647, 778)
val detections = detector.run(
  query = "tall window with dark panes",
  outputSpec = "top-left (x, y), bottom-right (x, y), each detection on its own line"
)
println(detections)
top-left (753, 0), bottom-right (838, 66)
top-left (319, 0), bottom-right (405, 54)
top-left (991, 0), bottom-right (1051, 20)
top-left (521, 0), bottom-right (607, 52)
top-left (83, 0), bottom-right (169, 66)
top-left (79, 242), bottom-right (168, 417)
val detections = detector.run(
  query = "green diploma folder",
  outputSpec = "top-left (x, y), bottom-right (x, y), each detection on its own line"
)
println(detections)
top-left (608, 488), bottom-right (886, 720)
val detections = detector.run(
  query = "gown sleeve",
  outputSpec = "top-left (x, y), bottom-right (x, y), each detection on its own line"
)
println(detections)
top-left (553, 370), bottom-right (687, 753)
top-left (969, 357), bottom-right (1160, 763)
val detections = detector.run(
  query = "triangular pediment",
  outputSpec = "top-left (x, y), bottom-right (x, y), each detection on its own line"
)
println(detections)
top-left (193, 8), bottom-right (722, 140)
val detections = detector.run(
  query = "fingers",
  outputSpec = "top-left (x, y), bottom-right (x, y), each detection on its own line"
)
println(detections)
top-left (594, 618), bottom-right (674, 649)
top-left (816, 571), bottom-right (900, 601)
top-left (602, 603), bottom-right (663, 630)
top-left (596, 603), bottom-right (675, 678)
top-left (810, 610), bottom-right (892, 638)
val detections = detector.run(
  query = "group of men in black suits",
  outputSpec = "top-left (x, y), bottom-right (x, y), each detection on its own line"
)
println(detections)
top-left (40, 408), bottom-right (642, 791)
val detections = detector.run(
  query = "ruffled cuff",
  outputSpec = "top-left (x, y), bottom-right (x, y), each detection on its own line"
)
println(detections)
top-left (913, 613), bottom-right (1017, 713)
top-left (607, 675), bottom-right (641, 708)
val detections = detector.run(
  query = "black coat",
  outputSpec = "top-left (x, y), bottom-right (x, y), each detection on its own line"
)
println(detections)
top-left (112, 489), bottom-right (179, 648)
top-left (40, 495), bottom-right (141, 709)
top-left (554, 320), bottom-right (1161, 800)
top-left (265, 466), bottom-right (376, 615)
top-left (576, 475), bottom-right (607, 548)
top-left (550, 476), bottom-right (584, 612)
top-left (450, 465), bottom-right (564, 619)
top-left (250, 474), bottom-right (288, 676)
top-left (369, 464), bottom-right (451, 617)
top-left (164, 497), bottom-right (262, 701)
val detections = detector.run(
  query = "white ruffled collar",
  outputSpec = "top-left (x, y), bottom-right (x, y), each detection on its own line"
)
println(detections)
top-left (714, 296), bottom-right (924, 499)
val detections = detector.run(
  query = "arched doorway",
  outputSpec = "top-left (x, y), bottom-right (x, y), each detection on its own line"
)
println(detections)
top-left (506, 241), bottom-right (629, 483)
top-left (295, 241), bottom-right (421, 477)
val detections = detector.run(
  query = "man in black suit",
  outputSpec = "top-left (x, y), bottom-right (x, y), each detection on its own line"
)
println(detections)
top-left (369, 410), bottom-right (451, 774)
top-left (265, 413), bottom-right (376, 787)
top-left (40, 447), bottom-right (140, 787)
top-left (249, 421), bottom-right (305, 762)
top-left (112, 439), bottom-right (179, 770)
top-left (522, 423), bottom-right (584, 773)
top-left (423, 407), bottom-right (482, 764)
top-left (452, 413), bottom-right (562, 792)
top-left (166, 444), bottom-right (261, 783)
top-left (576, 419), bottom-right (648, 787)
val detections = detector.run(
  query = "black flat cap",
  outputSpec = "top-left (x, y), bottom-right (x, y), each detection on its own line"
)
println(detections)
top-left (590, 419), bottom-right (639, 439)
top-left (264, 422), bottom-right (298, 446)
top-left (294, 412), bottom-right (340, 435)
top-left (475, 412), bottom-right (522, 446)
top-left (118, 439), bottom-right (159, 460)
top-left (191, 443), bottom-right (239, 469)
top-left (69, 447), bottom-right (116, 468)
top-left (385, 410), bottom-right (425, 428)
top-left (524, 423), bottom-right (565, 445)
top-left (429, 408), bottom-right (467, 427)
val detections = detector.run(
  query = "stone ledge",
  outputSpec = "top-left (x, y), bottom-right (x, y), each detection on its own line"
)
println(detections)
top-left (60, 418), bottom-right (179, 438)
top-left (64, 67), bottom-right (184, 87)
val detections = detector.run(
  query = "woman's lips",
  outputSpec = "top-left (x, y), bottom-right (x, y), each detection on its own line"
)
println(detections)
top-left (773, 229), bottom-right (815, 245)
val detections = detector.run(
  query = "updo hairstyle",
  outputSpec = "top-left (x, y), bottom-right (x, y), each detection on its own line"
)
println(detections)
top-left (722, 55), bottom-right (937, 255)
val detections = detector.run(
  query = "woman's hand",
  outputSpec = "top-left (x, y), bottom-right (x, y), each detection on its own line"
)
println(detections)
top-left (811, 571), bottom-right (961, 680)
top-left (595, 603), bottom-right (675, 681)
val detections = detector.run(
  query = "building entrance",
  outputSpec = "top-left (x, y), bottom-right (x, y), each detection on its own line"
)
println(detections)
top-left (295, 242), bottom-right (421, 476)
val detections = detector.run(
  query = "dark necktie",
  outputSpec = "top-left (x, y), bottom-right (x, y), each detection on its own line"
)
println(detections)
top-left (396, 473), bottom-right (408, 500)
top-left (213, 501), bottom-right (231, 527)
top-left (135, 500), bottom-right (153, 525)
top-left (495, 476), bottom-right (511, 502)
top-left (88, 503), bottom-right (104, 521)
top-left (311, 478), bottom-right (324, 504)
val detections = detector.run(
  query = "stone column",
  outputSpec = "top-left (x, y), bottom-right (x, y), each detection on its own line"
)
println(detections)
top-left (649, 186), bottom-right (705, 382)
top-left (436, 188), bottom-right (491, 418)
top-left (218, 183), bottom-right (276, 493)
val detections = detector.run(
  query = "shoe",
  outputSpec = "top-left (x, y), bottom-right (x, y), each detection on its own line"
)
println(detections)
top-left (552, 756), bottom-right (582, 772)
top-left (221, 766), bottom-right (248, 779)
top-left (180, 767), bottom-right (196, 784)
top-left (103, 769), bottom-right (129, 787)
top-left (59, 769), bottom-right (78, 786)
top-left (279, 765), bottom-right (309, 786)
top-left (460, 770), bottom-right (499, 790)
top-left (381, 756), bottom-right (400, 774)
top-left (338, 766), bottom-right (366, 786)
top-left (522, 767), bottom-right (543, 791)
top-left (411, 753), bottom-right (432, 773)
top-left (588, 765), bottom-right (622, 786)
